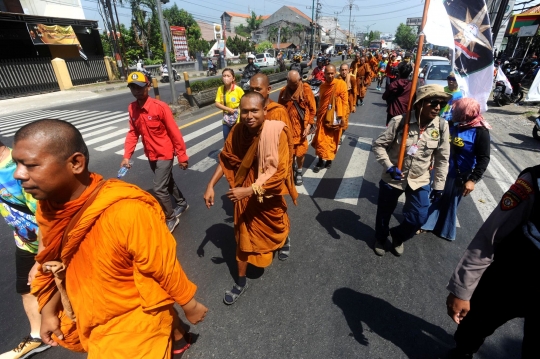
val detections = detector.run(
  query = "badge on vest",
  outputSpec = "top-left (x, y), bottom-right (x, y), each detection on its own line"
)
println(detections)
top-left (429, 129), bottom-right (440, 140)
top-left (500, 178), bottom-right (533, 211)
top-left (452, 137), bottom-right (464, 147)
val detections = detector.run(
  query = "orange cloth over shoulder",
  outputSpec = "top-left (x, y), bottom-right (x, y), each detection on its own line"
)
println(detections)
top-left (278, 82), bottom-right (316, 157)
top-left (32, 173), bottom-right (197, 358)
top-left (265, 99), bottom-right (292, 129)
top-left (219, 121), bottom-right (297, 267)
top-left (356, 63), bottom-right (372, 99)
top-left (311, 79), bottom-right (348, 161)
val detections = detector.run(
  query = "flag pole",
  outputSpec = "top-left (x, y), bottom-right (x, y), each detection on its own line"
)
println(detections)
top-left (397, 0), bottom-right (431, 170)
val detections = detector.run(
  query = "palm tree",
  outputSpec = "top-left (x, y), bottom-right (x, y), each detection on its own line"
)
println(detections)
top-left (268, 26), bottom-right (278, 42)
top-left (293, 24), bottom-right (304, 44)
top-left (280, 27), bottom-right (292, 43)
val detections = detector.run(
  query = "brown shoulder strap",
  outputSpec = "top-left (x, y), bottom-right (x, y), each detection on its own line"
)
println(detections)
top-left (62, 180), bottom-right (106, 247)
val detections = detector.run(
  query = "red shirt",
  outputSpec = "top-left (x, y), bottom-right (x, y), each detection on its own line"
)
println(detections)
top-left (124, 97), bottom-right (188, 163)
top-left (312, 66), bottom-right (326, 81)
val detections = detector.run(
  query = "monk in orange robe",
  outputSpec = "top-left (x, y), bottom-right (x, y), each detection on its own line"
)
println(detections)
top-left (277, 70), bottom-right (316, 186)
top-left (368, 53), bottom-right (379, 79)
top-left (356, 56), bottom-right (373, 106)
top-left (12, 119), bottom-right (207, 358)
top-left (311, 64), bottom-right (348, 172)
top-left (250, 73), bottom-right (292, 129)
top-left (204, 92), bottom-right (298, 305)
top-left (336, 63), bottom-right (356, 132)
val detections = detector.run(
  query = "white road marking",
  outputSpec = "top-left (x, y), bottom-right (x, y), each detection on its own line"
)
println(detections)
top-left (85, 129), bottom-right (128, 145)
top-left (190, 149), bottom-right (222, 172)
top-left (183, 120), bottom-right (222, 142)
top-left (136, 132), bottom-right (223, 160)
top-left (335, 137), bottom-right (372, 205)
top-left (348, 123), bottom-right (387, 129)
top-left (487, 155), bottom-right (517, 193)
top-left (469, 179), bottom-right (498, 221)
top-left (115, 142), bottom-right (143, 155)
top-left (82, 126), bottom-right (118, 138)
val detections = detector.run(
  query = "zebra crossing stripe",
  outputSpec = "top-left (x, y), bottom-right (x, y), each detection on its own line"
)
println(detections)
top-left (85, 129), bottom-right (128, 145)
top-left (82, 126), bottom-right (118, 139)
top-left (115, 142), bottom-right (143, 155)
top-left (136, 132), bottom-right (223, 160)
top-left (348, 123), bottom-right (387, 129)
top-left (77, 116), bottom-right (127, 133)
top-left (94, 137), bottom-right (128, 151)
top-left (190, 149), bottom-right (221, 172)
top-left (469, 179), bottom-right (498, 221)
top-left (182, 120), bottom-right (221, 142)
top-left (334, 137), bottom-right (372, 205)
top-left (0, 110), bottom-right (74, 124)
top-left (487, 155), bottom-right (516, 193)
top-left (1, 110), bottom-right (99, 134)
top-left (0, 110), bottom-right (81, 134)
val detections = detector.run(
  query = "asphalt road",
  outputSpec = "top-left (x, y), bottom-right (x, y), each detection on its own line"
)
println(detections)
top-left (0, 79), bottom-right (527, 358)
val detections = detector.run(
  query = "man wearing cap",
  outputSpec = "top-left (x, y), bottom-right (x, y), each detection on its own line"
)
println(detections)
top-left (439, 72), bottom-right (463, 121)
top-left (121, 72), bottom-right (189, 233)
top-left (372, 84), bottom-right (451, 256)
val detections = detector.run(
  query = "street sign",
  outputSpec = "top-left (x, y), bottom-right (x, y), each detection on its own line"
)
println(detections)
top-left (406, 17), bottom-right (422, 26)
top-left (518, 24), bottom-right (539, 37)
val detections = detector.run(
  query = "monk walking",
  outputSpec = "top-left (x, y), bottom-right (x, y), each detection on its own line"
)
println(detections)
top-left (250, 73), bottom-right (292, 129)
top-left (278, 70), bottom-right (316, 185)
top-left (204, 92), bottom-right (298, 305)
top-left (13, 119), bottom-right (208, 358)
top-left (337, 63), bottom-right (356, 133)
top-left (356, 56), bottom-right (373, 106)
top-left (311, 64), bottom-right (349, 172)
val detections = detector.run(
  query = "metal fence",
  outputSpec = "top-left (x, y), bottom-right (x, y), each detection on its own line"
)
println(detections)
top-left (65, 56), bottom-right (109, 86)
top-left (0, 58), bottom-right (59, 99)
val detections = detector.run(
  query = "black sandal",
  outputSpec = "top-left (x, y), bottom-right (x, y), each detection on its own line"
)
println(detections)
top-left (295, 172), bottom-right (303, 186)
top-left (223, 282), bottom-right (249, 305)
top-left (278, 237), bottom-right (290, 261)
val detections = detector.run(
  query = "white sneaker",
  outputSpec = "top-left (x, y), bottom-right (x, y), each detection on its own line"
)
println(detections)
top-left (0, 336), bottom-right (51, 359)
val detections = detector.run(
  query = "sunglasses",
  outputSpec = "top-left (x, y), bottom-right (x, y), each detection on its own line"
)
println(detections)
top-left (447, 77), bottom-right (457, 81)
top-left (426, 99), bottom-right (448, 108)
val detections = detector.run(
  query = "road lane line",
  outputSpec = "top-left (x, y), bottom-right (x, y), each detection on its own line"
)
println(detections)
top-left (190, 149), bottom-right (221, 172)
top-left (0, 110), bottom-right (81, 133)
top-left (82, 126), bottom-right (118, 138)
top-left (469, 179), bottom-right (498, 221)
top-left (297, 134), bottom-right (345, 196)
top-left (348, 123), bottom-right (387, 129)
top-left (0, 110), bottom-right (56, 123)
top-left (183, 120), bottom-right (221, 142)
top-left (487, 155), bottom-right (516, 193)
top-left (115, 142), bottom-right (143, 155)
top-left (1, 110), bottom-right (100, 134)
top-left (77, 116), bottom-right (128, 132)
top-left (85, 129), bottom-right (128, 145)
top-left (335, 137), bottom-right (371, 205)
top-left (136, 132), bottom-right (223, 160)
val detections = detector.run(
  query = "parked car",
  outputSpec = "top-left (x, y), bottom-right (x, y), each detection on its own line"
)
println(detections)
top-left (417, 62), bottom-right (453, 88)
top-left (418, 56), bottom-right (450, 69)
top-left (255, 53), bottom-right (277, 67)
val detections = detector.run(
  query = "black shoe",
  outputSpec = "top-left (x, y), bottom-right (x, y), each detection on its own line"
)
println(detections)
top-left (360, 100), bottom-right (364, 106)
top-left (174, 203), bottom-right (189, 218)
top-left (313, 159), bottom-right (324, 173)
top-left (324, 160), bottom-right (332, 169)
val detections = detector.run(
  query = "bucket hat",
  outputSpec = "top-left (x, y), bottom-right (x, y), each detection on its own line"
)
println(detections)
top-left (414, 84), bottom-right (452, 105)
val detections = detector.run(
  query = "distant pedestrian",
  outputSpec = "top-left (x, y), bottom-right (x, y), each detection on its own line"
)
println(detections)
top-left (0, 141), bottom-right (51, 359)
top-left (420, 98), bottom-right (491, 241)
top-left (382, 63), bottom-right (413, 125)
top-left (445, 164), bottom-right (540, 359)
top-left (121, 72), bottom-right (189, 233)
top-left (385, 55), bottom-right (400, 88)
top-left (215, 68), bottom-right (244, 140)
top-left (372, 84), bottom-right (451, 256)
top-left (439, 72), bottom-right (463, 122)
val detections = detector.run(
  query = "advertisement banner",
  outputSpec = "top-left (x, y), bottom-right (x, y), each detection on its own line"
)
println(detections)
top-left (27, 23), bottom-right (80, 45)
top-left (170, 26), bottom-right (189, 61)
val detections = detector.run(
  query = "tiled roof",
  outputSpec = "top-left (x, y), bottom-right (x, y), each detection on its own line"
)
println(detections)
top-left (286, 6), bottom-right (312, 22)
top-left (272, 42), bottom-right (297, 49)
top-left (224, 11), bottom-right (269, 19)
top-left (522, 5), bottom-right (540, 14)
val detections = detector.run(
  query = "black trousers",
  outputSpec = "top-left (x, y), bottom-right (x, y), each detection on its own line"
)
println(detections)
top-left (453, 234), bottom-right (540, 358)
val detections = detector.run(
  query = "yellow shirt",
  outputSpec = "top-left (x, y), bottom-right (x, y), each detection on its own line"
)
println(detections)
top-left (215, 84), bottom-right (244, 110)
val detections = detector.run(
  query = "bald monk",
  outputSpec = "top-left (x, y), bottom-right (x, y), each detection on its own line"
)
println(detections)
top-left (12, 119), bottom-right (207, 358)
top-left (203, 92), bottom-right (298, 305)
top-left (336, 63), bottom-right (356, 133)
top-left (278, 70), bottom-right (316, 186)
top-left (368, 53), bottom-right (379, 81)
top-left (311, 64), bottom-right (348, 173)
top-left (249, 73), bottom-right (292, 129)
top-left (356, 56), bottom-right (373, 106)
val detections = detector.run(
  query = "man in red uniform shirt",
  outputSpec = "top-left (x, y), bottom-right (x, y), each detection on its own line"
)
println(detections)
top-left (121, 72), bottom-right (189, 233)
top-left (308, 57), bottom-right (326, 82)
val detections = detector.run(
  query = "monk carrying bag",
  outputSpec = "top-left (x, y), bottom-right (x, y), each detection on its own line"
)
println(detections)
top-left (325, 88), bottom-right (340, 128)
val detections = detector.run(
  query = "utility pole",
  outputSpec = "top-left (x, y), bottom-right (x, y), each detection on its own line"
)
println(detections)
top-left (100, 0), bottom-right (125, 78)
top-left (112, 0), bottom-right (128, 69)
top-left (315, 0), bottom-right (321, 54)
top-left (491, 0), bottom-right (510, 43)
top-left (156, 0), bottom-right (176, 103)
top-left (344, 0), bottom-right (358, 50)
top-left (364, 23), bottom-right (375, 47)
top-left (308, 0), bottom-right (315, 57)
top-left (333, 12), bottom-right (339, 49)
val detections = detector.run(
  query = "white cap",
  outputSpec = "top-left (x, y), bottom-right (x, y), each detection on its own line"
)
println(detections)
top-left (396, 56), bottom-right (402, 60)
top-left (383, 54), bottom-right (388, 58)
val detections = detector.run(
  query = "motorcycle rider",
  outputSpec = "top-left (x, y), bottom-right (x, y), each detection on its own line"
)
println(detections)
top-left (240, 54), bottom-right (260, 89)
top-left (308, 56), bottom-right (326, 82)
top-left (208, 58), bottom-right (216, 75)
top-left (289, 54), bottom-right (314, 76)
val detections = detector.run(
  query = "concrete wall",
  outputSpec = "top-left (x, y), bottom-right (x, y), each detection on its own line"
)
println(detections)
top-left (20, 0), bottom-right (85, 20)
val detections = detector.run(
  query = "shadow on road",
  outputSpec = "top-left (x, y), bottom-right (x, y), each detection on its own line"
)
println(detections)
top-left (315, 208), bottom-right (375, 246)
top-left (332, 288), bottom-right (454, 358)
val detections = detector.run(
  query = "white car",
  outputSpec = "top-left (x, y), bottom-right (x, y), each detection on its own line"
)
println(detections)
top-left (255, 53), bottom-right (277, 67)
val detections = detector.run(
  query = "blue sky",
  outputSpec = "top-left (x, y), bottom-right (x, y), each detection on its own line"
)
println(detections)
top-left (80, 0), bottom-right (425, 35)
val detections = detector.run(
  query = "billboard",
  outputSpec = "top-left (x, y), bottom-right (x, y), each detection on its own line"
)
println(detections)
top-left (518, 24), bottom-right (539, 37)
top-left (170, 26), bottom-right (189, 61)
top-left (27, 23), bottom-right (87, 60)
top-left (406, 17), bottom-right (422, 26)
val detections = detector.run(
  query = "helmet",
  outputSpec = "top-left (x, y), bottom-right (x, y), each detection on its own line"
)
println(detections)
top-left (317, 56), bottom-right (325, 64)
top-left (533, 61), bottom-right (538, 66)
top-left (293, 54), bottom-right (302, 61)
top-left (247, 54), bottom-right (256, 60)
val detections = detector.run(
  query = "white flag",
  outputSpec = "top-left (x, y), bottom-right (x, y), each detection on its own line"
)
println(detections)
top-left (495, 68), bottom-right (513, 95)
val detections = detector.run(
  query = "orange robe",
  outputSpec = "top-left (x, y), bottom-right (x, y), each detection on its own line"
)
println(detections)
top-left (265, 99), bottom-right (292, 130)
top-left (219, 121), bottom-right (298, 268)
top-left (336, 74), bottom-right (356, 131)
top-left (356, 63), bottom-right (372, 99)
top-left (311, 79), bottom-right (348, 160)
top-left (32, 173), bottom-right (197, 358)
top-left (277, 82), bottom-right (316, 157)
top-left (369, 57), bottom-right (379, 79)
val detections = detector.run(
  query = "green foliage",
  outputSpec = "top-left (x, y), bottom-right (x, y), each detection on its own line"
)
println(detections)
top-left (394, 23), bottom-right (417, 50)
top-left (191, 78), bottom-right (223, 92)
top-left (163, 4), bottom-right (202, 41)
top-left (226, 35), bottom-right (254, 55)
top-left (246, 11), bottom-right (264, 32)
top-left (256, 40), bottom-right (273, 53)
top-left (189, 38), bottom-right (211, 56)
top-left (235, 24), bottom-right (251, 38)
top-left (368, 30), bottom-right (380, 43)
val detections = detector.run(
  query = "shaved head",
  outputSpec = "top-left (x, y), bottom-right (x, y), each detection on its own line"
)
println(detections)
top-left (250, 73), bottom-right (269, 87)
top-left (241, 91), bottom-right (265, 108)
top-left (287, 70), bottom-right (301, 82)
top-left (325, 64), bottom-right (336, 72)
top-left (14, 119), bottom-right (89, 167)
top-left (339, 63), bottom-right (349, 71)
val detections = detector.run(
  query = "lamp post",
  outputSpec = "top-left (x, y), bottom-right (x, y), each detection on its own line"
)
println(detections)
top-left (309, 0), bottom-right (315, 57)
top-left (344, 0), bottom-right (358, 50)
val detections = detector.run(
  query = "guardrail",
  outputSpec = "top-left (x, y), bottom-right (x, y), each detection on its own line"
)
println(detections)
top-left (127, 62), bottom-right (197, 78)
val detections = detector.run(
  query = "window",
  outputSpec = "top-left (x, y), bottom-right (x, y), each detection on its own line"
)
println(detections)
top-left (427, 64), bottom-right (452, 80)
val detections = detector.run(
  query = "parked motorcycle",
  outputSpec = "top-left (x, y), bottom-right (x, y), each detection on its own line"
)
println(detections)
top-left (161, 67), bottom-right (180, 83)
top-left (207, 66), bottom-right (217, 76)
top-left (493, 68), bottom-right (524, 106)
top-left (533, 116), bottom-right (540, 140)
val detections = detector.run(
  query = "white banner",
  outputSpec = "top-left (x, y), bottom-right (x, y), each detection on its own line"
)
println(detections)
top-left (495, 68), bottom-right (513, 95)
top-left (526, 70), bottom-right (540, 101)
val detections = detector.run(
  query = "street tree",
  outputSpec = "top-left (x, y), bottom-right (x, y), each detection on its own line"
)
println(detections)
top-left (394, 23), bottom-right (416, 50)
top-left (256, 40), bottom-right (273, 53)
top-left (246, 11), bottom-right (264, 32)
top-left (235, 24), bottom-right (250, 38)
